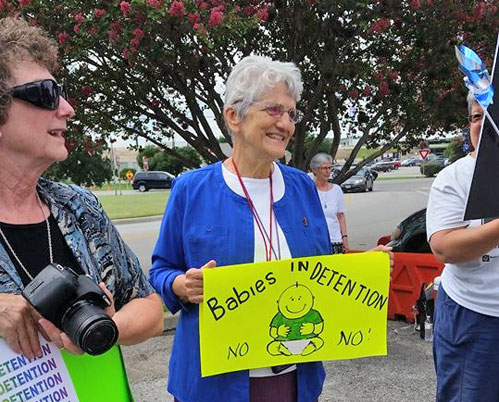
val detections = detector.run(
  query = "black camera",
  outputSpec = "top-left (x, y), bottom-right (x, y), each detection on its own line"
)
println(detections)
top-left (23, 263), bottom-right (119, 355)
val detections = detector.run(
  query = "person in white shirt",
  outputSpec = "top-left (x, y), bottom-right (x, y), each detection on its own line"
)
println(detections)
top-left (310, 153), bottom-right (349, 253)
top-left (426, 91), bottom-right (499, 401)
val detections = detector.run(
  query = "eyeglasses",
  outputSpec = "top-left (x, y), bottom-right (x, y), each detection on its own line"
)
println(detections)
top-left (468, 113), bottom-right (483, 123)
top-left (11, 79), bottom-right (68, 110)
top-left (318, 165), bottom-right (333, 171)
top-left (252, 102), bottom-right (304, 124)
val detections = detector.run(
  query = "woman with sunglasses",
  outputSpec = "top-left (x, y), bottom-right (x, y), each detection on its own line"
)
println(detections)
top-left (0, 18), bottom-right (163, 358)
top-left (310, 153), bottom-right (349, 254)
top-left (150, 55), bottom-right (392, 402)
top-left (426, 91), bottom-right (499, 401)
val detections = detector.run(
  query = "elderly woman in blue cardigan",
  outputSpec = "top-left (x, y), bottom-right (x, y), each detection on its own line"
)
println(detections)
top-left (150, 55), bottom-right (390, 402)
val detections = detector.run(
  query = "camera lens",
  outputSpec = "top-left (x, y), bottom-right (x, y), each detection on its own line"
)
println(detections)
top-left (62, 302), bottom-right (119, 355)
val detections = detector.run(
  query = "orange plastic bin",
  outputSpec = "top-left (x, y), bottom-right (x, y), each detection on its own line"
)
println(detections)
top-left (388, 252), bottom-right (444, 323)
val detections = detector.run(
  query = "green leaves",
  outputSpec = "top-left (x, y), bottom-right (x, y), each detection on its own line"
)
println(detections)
top-left (2, 0), bottom-right (497, 171)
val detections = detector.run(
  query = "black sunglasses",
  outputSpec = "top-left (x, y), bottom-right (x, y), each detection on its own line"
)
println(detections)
top-left (11, 79), bottom-right (68, 110)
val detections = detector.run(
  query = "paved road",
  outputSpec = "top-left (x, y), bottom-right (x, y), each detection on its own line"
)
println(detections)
top-left (122, 320), bottom-right (435, 402)
top-left (114, 174), bottom-right (434, 269)
top-left (117, 173), bottom-right (437, 402)
top-left (345, 177), bottom-right (433, 249)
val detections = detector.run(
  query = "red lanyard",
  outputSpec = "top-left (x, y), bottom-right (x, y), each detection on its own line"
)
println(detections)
top-left (231, 159), bottom-right (279, 261)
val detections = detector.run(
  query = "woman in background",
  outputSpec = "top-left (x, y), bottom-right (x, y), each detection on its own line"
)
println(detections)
top-left (311, 153), bottom-right (349, 253)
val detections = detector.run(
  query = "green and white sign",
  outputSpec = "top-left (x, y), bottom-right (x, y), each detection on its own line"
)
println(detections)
top-left (0, 337), bottom-right (133, 402)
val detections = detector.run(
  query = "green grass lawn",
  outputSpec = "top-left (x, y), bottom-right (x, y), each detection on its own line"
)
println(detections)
top-left (95, 173), bottom-right (423, 220)
top-left (352, 147), bottom-right (399, 159)
top-left (97, 191), bottom-right (170, 220)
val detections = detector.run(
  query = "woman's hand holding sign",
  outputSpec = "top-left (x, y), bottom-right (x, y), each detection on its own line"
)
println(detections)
top-left (369, 245), bottom-right (394, 278)
top-left (0, 293), bottom-right (42, 359)
top-left (173, 260), bottom-right (217, 304)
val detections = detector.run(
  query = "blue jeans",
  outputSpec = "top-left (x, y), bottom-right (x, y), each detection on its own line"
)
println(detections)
top-left (434, 285), bottom-right (499, 402)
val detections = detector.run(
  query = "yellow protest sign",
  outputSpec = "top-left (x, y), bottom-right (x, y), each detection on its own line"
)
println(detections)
top-left (199, 252), bottom-right (389, 377)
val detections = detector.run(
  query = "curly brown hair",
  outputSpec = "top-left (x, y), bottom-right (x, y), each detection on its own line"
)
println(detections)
top-left (0, 17), bottom-right (59, 125)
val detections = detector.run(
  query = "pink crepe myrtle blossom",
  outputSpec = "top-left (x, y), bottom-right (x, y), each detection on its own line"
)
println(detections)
top-left (193, 23), bottom-right (207, 35)
top-left (108, 30), bottom-right (119, 43)
top-left (169, 1), bottom-right (185, 17)
top-left (188, 13), bottom-right (200, 25)
top-left (368, 18), bottom-right (390, 34)
top-left (378, 81), bottom-right (390, 97)
top-left (94, 9), bottom-right (107, 18)
top-left (474, 2), bottom-right (486, 20)
top-left (348, 89), bottom-right (359, 99)
top-left (373, 71), bottom-right (384, 81)
top-left (81, 85), bottom-right (93, 96)
top-left (120, 1), bottom-right (131, 17)
top-left (257, 7), bottom-right (269, 22)
top-left (209, 9), bottom-right (223, 27)
top-left (18, 0), bottom-right (32, 8)
top-left (133, 27), bottom-right (144, 40)
top-left (74, 12), bottom-right (85, 23)
top-left (388, 71), bottom-right (399, 82)
top-left (58, 32), bottom-right (69, 45)
top-left (147, 0), bottom-right (163, 9)
top-left (410, 0), bottom-right (421, 9)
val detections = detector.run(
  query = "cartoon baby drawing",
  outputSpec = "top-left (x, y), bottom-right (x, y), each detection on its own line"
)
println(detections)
top-left (267, 282), bottom-right (324, 356)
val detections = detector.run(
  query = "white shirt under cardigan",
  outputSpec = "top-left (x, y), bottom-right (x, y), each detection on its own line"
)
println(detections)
top-left (426, 155), bottom-right (499, 317)
top-left (317, 184), bottom-right (345, 243)
top-left (222, 162), bottom-right (295, 377)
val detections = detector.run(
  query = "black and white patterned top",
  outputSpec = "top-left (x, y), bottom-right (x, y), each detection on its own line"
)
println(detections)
top-left (0, 178), bottom-right (155, 311)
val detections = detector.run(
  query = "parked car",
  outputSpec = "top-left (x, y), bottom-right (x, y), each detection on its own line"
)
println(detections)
top-left (340, 167), bottom-right (375, 192)
top-left (420, 155), bottom-right (447, 177)
top-left (380, 157), bottom-right (399, 169)
top-left (425, 154), bottom-right (448, 165)
top-left (132, 171), bottom-right (175, 192)
top-left (391, 158), bottom-right (401, 169)
top-left (328, 165), bottom-right (343, 182)
top-left (371, 161), bottom-right (393, 172)
top-left (386, 208), bottom-right (431, 253)
top-left (401, 157), bottom-right (422, 167)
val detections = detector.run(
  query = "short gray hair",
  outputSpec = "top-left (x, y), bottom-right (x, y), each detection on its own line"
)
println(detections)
top-left (467, 90), bottom-right (479, 114)
top-left (0, 17), bottom-right (59, 125)
top-left (310, 153), bottom-right (333, 170)
top-left (224, 55), bottom-right (303, 120)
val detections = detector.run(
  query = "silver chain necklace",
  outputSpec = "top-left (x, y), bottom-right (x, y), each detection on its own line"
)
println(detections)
top-left (0, 193), bottom-right (53, 281)
top-left (318, 189), bottom-right (328, 209)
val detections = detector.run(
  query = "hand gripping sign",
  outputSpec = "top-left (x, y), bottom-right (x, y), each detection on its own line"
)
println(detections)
top-left (199, 252), bottom-right (390, 377)
top-left (0, 336), bottom-right (133, 402)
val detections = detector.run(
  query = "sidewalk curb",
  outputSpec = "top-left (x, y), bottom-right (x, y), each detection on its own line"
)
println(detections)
top-left (164, 312), bottom-right (178, 331)
top-left (112, 215), bottom-right (163, 225)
